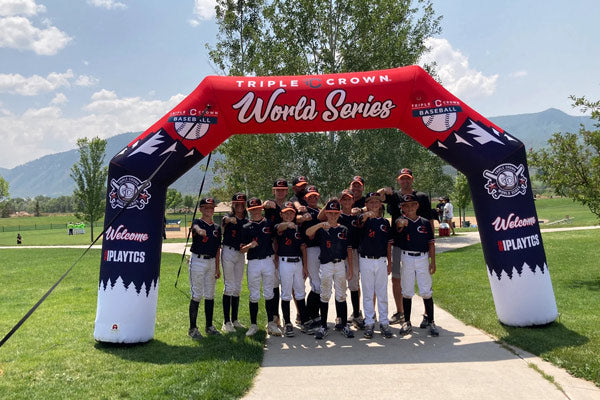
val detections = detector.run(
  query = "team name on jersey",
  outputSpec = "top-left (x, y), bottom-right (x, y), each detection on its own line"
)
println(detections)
top-left (497, 234), bottom-right (540, 252)
top-left (104, 250), bottom-right (146, 263)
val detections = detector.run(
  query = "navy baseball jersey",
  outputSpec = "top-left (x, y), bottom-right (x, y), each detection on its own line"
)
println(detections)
top-left (275, 224), bottom-right (303, 257)
top-left (315, 225), bottom-right (350, 264)
top-left (222, 214), bottom-right (248, 249)
top-left (353, 196), bottom-right (366, 209)
top-left (339, 212), bottom-right (360, 249)
top-left (290, 193), bottom-right (308, 207)
top-left (300, 206), bottom-right (321, 247)
top-left (264, 201), bottom-right (283, 225)
top-left (385, 190), bottom-right (432, 222)
top-left (396, 216), bottom-right (434, 253)
top-left (358, 217), bottom-right (392, 258)
top-left (241, 218), bottom-right (275, 260)
top-left (190, 219), bottom-right (222, 257)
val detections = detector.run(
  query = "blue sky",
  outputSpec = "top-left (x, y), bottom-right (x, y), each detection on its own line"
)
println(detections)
top-left (0, 0), bottom-right (598, 169)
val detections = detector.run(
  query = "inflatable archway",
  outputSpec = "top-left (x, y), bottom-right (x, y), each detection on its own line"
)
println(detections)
top-left (94, 65), bottom-right (557, 343)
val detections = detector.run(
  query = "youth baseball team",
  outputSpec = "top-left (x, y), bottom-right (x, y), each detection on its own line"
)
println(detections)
top-left (186, 168), bottom-right (442, 340)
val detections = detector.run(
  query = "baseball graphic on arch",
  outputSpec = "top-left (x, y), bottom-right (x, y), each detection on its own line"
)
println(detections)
top-left (422, 111), bottom-right (457, 132)
top-left (174, 121), bottom-right (210, 140)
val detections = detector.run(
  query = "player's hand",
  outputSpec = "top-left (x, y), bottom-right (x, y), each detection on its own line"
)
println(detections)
top-left (302, 267), bottom-right (309, 280)
top-left (396, 218), bottom-right (408, 228)
top-left (264, 200), bottom-right (275, 209)
top-left (298, 205), bottom-right (307, 213)
top-left (196, 228), bottom-right (207, 236)
top-left (215, 268), bottom-right (221, 279)
top-left (322, 221), bottom-right (330, 230)
top-left (274, 258), bottom-right (279, 270)
top-left (347, 268), bottom-right (353, 281)
top-left (287, 221), bottom-right (296, 229)
top-left (225, 216), bottom-right (236, 224)
top-left (429, 261), bottom-right (436, 275)
top-left (250, 240), bottom-right (258, 248)
top-left (387, 261), bottom-right (392, 275)
top-left (303, 213), bottom-right (312, 221)
top-left (351, 207), bottom-right (362, 215)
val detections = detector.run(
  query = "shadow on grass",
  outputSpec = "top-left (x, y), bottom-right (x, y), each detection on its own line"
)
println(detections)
top-left (500, 321), bottom-right (589, 355)
top-left (567, 279), bottom-right (600, 292)
top-left (94, 330), bottom-right (265, 365)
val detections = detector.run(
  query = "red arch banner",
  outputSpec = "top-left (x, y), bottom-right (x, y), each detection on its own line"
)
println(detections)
top-left (94, 66), bottom-right (557, 343)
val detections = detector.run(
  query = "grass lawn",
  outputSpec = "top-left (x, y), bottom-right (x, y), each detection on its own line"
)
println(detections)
top-left (0, 249), bottom-right (265, 399)
top-left (435, 229), bottom-right (600, 387)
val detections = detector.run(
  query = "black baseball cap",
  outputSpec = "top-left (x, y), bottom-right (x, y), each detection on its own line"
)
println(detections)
top-left (305, 185), bottom-right (320, 197)
top-left (281, 201), bottom-right (297, 213)
top-left (401, 193), bottom-right (418, 203)
top-left (199, 197), bottom-right (216, 206)
top-left (324, 199), bottom-right (341, 212)
top-left (340, 189), bottom-right (354, 199)
top-left (247, 197), bottom-right (263, 210)
top-left (350, 175), bottom-right (365, 186)
top-left (364, 192), bottom-right (382, 202)
top-left (292, 176), bottom-right (308, 187)
top-left (397, 168), bottom-right (413, 180)
top-left (273, 178), bottom-right (289, 189)
top-left (232, 192), bottom-right (247, 203)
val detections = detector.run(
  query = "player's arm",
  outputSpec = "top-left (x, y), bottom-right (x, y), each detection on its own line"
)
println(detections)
top-left (305, 221), bottom-right (327, 239)
top-left (301, 244), bottom-right (308, 279)
top-left (215, 246), bottom-right (221, 279)
top-left (317, 207), bottom-right (327, 221)
top-left (428, 240), bottom-right (436, 274)
top-left (346, 247), bottom-right (354, 281)
top-left (386, 241), bottom-right (393, 275)
top-left (273, 237), bottom-right (279, 269)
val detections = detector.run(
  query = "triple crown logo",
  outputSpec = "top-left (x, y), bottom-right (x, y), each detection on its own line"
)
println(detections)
top-left (483, 163), bottom-right (528, 199)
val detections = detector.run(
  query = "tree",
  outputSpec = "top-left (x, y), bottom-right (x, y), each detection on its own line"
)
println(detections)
top-left (452, 172), bottom-right (471, 227)
top-left (183, 194), bottom-right (195, 212)
top-left (208, 0), bottom-right (445, 198)
top-left (529, 96), bottom-right (600, 219)
top-left (70, 137), bottom-right (108, 242)
top-left (0, 175), bottom-right (9, 218)
top-left (166, 189), bottom-right (183, 212)
top-left (0, 175), bottom-right (8, 201)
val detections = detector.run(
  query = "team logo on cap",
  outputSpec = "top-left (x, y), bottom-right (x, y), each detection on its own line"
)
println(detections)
top-left (273, 179), bottom-right (288, 188)
top-left (247, 197), bottom-right (262, 208)
top-left (109, 175), bottom-right (151, 210)
top-left (232, 192), bottom-right (247, 202)
top-left (483, 163), bottom-right (528, 199)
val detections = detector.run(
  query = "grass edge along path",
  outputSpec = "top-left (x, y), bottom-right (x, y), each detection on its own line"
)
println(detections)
top-left (434, 229), bottom-right (600, 388)
top-left (0, 249), bottom-right (265, 400)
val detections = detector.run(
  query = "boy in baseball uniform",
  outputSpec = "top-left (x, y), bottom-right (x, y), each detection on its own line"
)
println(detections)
top-left (188, 197), bottom-right (222, 340)
top-left (396, 194), bottom-right (439, 337)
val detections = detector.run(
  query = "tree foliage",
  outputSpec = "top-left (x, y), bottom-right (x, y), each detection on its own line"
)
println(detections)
top-left (166, 189), bottom-right (183, 211)
top-left (208, 0), bottom-right (448, 199)
top-left (452, 172), bottom-right (471, 226)
top-left (0, 174), bottom-right (9, 218)
top-left (70, 137), bottom-right (108, 242)
top-left (529, 96), bottom-right (600, 219)
top-left (0, 175), bottom-right (8, 200)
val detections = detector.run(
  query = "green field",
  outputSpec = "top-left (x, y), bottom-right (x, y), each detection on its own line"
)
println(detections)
top-left (435, 229), bottom-right (600, 387)
top-left (0, 250), bottom-right (265, 399)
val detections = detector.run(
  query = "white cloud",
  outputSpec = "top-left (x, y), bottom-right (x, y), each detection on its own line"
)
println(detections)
top-left (189, 0), bottom-right (215, 26)
top-left (50, 92), bottom-right (67, 105)
top-left (0, 15), bottom-right (71, 55)
top-left (0, 90), bottom-right (186, 168)
top-left (0, 70), bottom-right (74, 95)
top-left (87, 0), bottom-right (126, 10)
top-left (75, 74), bottom-right (99, 87)
top-left (509, 70), bottom-right (528, 78)
top-left (419, 37), bottom-right (498, 98)
top-left (0, 0), bottom-right (45, 16)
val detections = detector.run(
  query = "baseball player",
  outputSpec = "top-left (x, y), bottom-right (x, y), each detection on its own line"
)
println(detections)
top-left (378, 168), bottom-right (433, 325)
top-left (349, 175), bottom-right (366, 209)
top-left (290, 175), bottom-right (309, 210)
top-left (297, 185), bottom-right (322, 328)
top-left (306, 198), bottom-right (354, 339)
top-left (240, 197), bottom-right (281, 337)
top-left (275, 201), bottom-right (309, 336)
top-left (357, 192), bottom-right (394, 339)
top-left (187, 197), bottom-right (222, 340)
top-left (220, 192), bottom-right (248, 333)
top-left (338, 189), bottom-right (365, 329)
top-left (395, 193), bottom-right (439, 337)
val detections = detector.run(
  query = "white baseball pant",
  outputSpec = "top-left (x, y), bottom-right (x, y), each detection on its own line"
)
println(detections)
top-left (247, 256), bottom-right (276, 303)
top-left (319, 260), bottom-right (347, 303)
top-left (400, 252), bottom-right (432, 299)
top-left (221, 245), bottom-right (245, 296)
top-left (189, 254), bottom-right (217, 301)
top-left (306, 246), bottom-right (321, 294)
top-left (346, 248), bottom-right (360, 291)
top-left (279, 257), bottom-right (306, 301)
top-left (360, 256), bottom-right (389, 326)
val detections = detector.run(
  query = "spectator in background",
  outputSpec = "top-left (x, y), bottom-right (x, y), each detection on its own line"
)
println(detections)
top-left (17, 233), bottom-right (22, 245)
top-left (442, 196), bottom-right (455, 235)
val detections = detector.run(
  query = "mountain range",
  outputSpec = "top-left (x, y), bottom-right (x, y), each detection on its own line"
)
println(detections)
top-left (0, 108), bottom-right (594, 198)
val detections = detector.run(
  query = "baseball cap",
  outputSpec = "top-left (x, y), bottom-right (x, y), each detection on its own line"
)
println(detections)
top-left (199, 197), bottom-right (216, 206)
top-left (292, 175), bottom-right (308, 187)
top-left (273, 178), bottom-right (289, 189)
top-left (305, 185), bottom-right (320, 197)
top-left (397, 168), bottom-right (413, 180)
top-left (350, 175), bottom-right (365, 186)
top-left (232, 192), bottom-right (247, 203)
top-left (246, 197), bottom-right (263, 210)
top-left (401, 193), bottom-right (418, 203)
top-left (324, 199), bottom-right (341, 212)
top-left (281, 201), bottom-right (297, 213)
top-left (364, 192), bottom-right (382, 202)
top-left (340, 189), bottom-right (354, 199)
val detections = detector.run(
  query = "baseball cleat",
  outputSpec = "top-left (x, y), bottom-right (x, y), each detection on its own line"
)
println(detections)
top-left (284, 323), bottom-right (295, 337)
top-left (341, 325), bottom-right (355, 338)
top-left (205, 326), bottom-right (221, 336)
top-left (389, 312), bottom-right (405, 325)
top-left (398, 321), bottom-right (412, 336)
top-left (267, 321), bottom-right (283, 336)
top-left (380, 324), bottom-right (393, 339)
top-left (429, 322), bottom-right (440, 337)
top-left (419, 314), bottom-right (430, 329)
top-left (363, 325), bottom-right (374, 339)
top-left (188, 327), bottom-right (203, 340)
top-left (232, 320), bottom-right (246, 329)
top-left (246, 324), bottom-right (259, 336)
top-left (301, 321), bottom-right (315, 335)
top-left (352, 314), bottom-right (366, 330)
top-left (315, 326), bottom-right (329, 340)
top-left (222, 321), bottom-right (235, 333)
